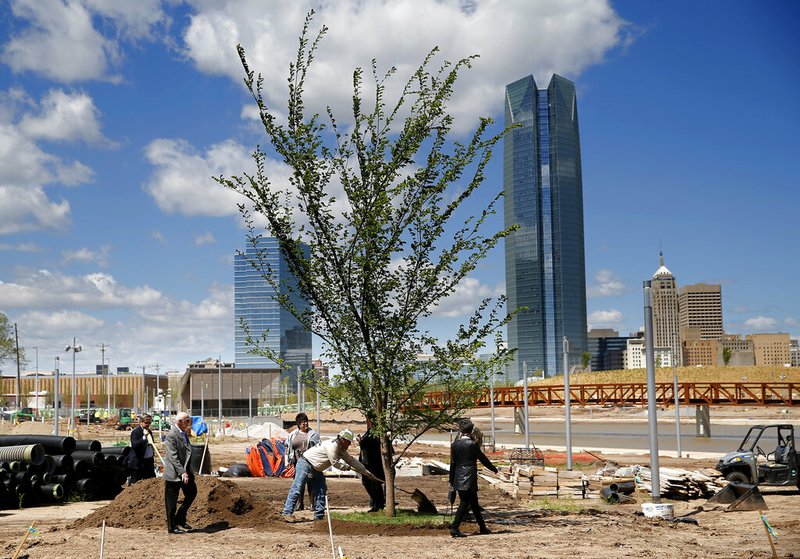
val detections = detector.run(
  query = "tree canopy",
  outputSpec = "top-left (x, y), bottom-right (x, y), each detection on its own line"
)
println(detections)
top-left (218, 12), bottom-right (516, 515)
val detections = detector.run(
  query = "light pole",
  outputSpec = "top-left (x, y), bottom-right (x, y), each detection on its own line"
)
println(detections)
top-left (65, 338), bottom-right (82, 432)
top-left (33, 347), bottom-right (39, 413)
top-left (673, 332), bottom-right (682, 458)
top-left (54, 357), bottom-right (60, 436)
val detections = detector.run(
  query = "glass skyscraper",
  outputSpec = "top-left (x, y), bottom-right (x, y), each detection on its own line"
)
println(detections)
top-left (504, 74), bottom-right (587, 379)
top-left (234, 237), bottom-right (312, 381)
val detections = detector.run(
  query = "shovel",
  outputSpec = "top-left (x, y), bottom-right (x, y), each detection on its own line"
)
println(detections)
top-left (396, 486), bottom-right (438, 514)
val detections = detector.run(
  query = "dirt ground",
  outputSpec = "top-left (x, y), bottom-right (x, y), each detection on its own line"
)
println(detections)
top-left (1, 413), bottom-right (798, 558)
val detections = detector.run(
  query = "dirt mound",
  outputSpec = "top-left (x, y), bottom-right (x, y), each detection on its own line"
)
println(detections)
top-left (70, 476), bottom-right (264, 531)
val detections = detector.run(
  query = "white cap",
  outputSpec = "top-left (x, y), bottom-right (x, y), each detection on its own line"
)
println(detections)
top-left (338, 429), bottom-right (354, 442)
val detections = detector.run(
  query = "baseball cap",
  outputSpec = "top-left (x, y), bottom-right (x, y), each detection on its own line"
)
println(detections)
top-left (338, 429), bottom-right (354, 442)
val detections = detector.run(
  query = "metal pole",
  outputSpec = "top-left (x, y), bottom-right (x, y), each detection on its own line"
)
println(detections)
top-left (563, 336), bottom-right (572, 471)
top-left (200, 383), bottom-right (205, 418)
top-left (141, 365), bottom-right (146, 413)
top-left (296, 366), bottom-right (302, 412)
top-left (489, 364), bottom-right (496, 449)
top-left (673, 333), bottom-right (682, 458)
top-left (218, 358), bottom-right (222, 429)
top-left (34, 347), bottom-right (39, 413)
top-left (315, 369), bottom-right (321, 436)
top-left (14, 323), bottom-right (20, 410)
top-left (87, 383), bottom-right (91, 424)
top-left (71, 337), bottom-right (77, 431)
top-left (248, 382), bottom-right (253, 427)
top-left (522, 361), bottom-right (530, 450)
top-left (54, 357), bottom-right (60, 436)
top-left (643, 280), bottom-right (661, 502)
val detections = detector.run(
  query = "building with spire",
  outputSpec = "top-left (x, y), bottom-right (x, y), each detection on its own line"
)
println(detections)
top-left (651, 252), bottom-right (682, 365)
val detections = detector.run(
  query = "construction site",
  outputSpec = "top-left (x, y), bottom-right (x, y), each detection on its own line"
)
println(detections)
top-left (1, 402), bottom-right (798, 559)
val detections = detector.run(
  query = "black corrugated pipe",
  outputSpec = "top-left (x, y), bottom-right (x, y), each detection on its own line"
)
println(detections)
top-left (48, 473), bottom-right (74, 486)
top-left (609, 481), bottom-right (635, 495)
top-left (39, 483), bottom-right (65, 501)
top-left (70, 450), bottom-right (105, 468)
top-left (0, 435), bottom-right (76, 455)
top-left (72, 459), bottom-right (89, 477)
top-left (40, 455), bottom-right (56, 475)
top-left (50, 454), bottom-right (74, 473)
top-left (73, 440), bottom-right (102, 452)
top-left (0, 444), bottom-right (46, 467)
top-left (101, 446), bottom-right (131, 458)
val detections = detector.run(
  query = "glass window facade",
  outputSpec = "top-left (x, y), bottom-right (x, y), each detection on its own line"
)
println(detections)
top-left (234, 237), bottom-right (312, 382)
top-left (504, 75), bottom-right (587, 379)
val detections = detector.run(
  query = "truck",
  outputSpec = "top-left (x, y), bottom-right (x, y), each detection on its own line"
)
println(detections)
top-left (715, 424), bottom-right (799, 489)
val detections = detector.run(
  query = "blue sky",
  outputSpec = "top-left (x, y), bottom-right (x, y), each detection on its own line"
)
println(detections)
top-left (0, 0), bottom-right (797, 376)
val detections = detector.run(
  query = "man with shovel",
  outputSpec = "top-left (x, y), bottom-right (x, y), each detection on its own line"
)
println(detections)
top-left (449, 418), bottom-right (498, 538)
top-left (282, 429), bottom-right (383, 521)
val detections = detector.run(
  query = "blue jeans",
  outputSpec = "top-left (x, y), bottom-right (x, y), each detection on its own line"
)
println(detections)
top-left (282, 458), bottom-right (327, 519)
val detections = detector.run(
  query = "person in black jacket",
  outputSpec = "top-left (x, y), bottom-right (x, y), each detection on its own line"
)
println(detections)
top-left (448, 418), bottom-right (497, 537)
top-left (127, 414), bottom-right (156, 484)
top-left (358, 415), bottom-right (387, 512)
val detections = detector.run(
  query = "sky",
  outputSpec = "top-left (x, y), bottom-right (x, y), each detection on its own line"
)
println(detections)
top-left (0, 0), bottom-right (798, 377)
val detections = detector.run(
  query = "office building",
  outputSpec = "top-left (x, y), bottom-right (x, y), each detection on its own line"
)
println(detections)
top-left (747, 333), bottom-right (791, 366)
top-left (587, 328), bottom-right (629, 371)
top-left (651, 252), bottom-right (682, 364)
top-left (503, 74), bottom-right (587, 379)
top-left (678, 283), bottom-right (723, 339)
top-left (234, 237), bottom-right (312, 383)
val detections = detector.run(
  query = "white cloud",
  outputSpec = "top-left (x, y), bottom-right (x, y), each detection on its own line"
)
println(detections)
top-left (19, 89), bottom-right (112, 146)
top-left (61, 245), bottom-right (111, 266)
top-left (0, 242), bottom-right (42, 252)
top-left (587, 269), bottom-right (625, 297)
top-left (743, 316), bottom-right (777, 330)
top-left (183, 0), bottom-right (629, 134)
top-left (785, 317), bottom-right (798, 327)
top-left (195, 233), bottom-right (216, 246)
top-left (1, 0), bottom-right (168, 84)
top-left (588, 309), bottom-right (624, 329)
top-left (0, 269), bottom-right (163, 310)
top-left (0, 185), bottom-right (71, 234)
top-left (143, 138), bottom-right (259, 217)
top-left (1, 0), bottom-right (120, 83)
top-left (151, 230), bottom-right (168, 245)
top-left (431, 277), bottom-right (503, 318)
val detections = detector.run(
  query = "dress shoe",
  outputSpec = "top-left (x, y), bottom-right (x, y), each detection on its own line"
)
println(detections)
top-left (450, 529), bottom-right (467, 538)
top-left (168, 527), bottom-right (185, 534)
top-left (479, 528), bottom-right (492, 535)
top-left (179, 523), bottom-right (192, 530)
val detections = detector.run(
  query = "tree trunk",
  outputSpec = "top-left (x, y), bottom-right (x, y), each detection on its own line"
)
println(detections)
top-left (381, 434), bottom-right (396, 517)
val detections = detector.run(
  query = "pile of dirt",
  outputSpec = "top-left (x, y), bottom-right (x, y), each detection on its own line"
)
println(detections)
top-left (69, 476), bottom-right (275, 531)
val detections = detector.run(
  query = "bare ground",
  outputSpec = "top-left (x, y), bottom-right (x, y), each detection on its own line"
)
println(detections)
top-left (1, 414), bottom-right (798, 558)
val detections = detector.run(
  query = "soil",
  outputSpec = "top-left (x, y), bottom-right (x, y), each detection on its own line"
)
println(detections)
top-left (1, 413), bottom-right (799, 558)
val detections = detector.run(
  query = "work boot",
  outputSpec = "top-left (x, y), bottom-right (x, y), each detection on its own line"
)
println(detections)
top-left (479, 527), bottom-right (492, 535)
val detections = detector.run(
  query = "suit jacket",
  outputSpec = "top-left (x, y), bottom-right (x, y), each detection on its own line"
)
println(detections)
top-left (449, 433), bottom-right (497, 491)
top-left (128, 425), bottom-right (153, 470)
top-left (163, 424), bottom-right (193, 482)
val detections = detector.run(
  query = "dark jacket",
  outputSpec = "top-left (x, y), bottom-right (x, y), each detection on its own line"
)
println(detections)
top-left (358, 431), bottom-right (386, 479)
top-left (449, 433), bottom-right (497, 491)
top-left (128, 425), bottom-right (153, 471)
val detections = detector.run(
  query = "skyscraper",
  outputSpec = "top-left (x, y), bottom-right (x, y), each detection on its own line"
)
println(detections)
top-left (234, 237), bottom-right (312, 380)
top-left (651, 252), bottom-right (681, 364)
top-left (504, 74), bottom-right (587, 379)
top-left (678, 283), bottom-right (723, 339)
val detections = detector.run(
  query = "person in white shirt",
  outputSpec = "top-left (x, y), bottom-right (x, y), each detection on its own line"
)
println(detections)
top-left (281, 428), bottom-right (383, 520)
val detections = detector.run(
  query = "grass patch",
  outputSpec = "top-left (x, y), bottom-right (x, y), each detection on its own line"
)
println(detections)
top-left (331, 509), bottom-right (449, 526)
top-left (528, 497), bottom-right (586, 513)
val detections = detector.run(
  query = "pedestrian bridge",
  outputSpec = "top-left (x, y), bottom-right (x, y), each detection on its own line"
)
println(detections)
top-left (420, 382), bottom-right (800, 410)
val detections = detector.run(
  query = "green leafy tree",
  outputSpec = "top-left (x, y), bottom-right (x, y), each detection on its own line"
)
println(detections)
top-left (0, 312), bottom-right (24, 375)
top-left (581, 351), bottom-right (591, 370)
top-left (218, 13), bottom-right (516, 515)
top-left (722, 347), bottom-right (732, 366)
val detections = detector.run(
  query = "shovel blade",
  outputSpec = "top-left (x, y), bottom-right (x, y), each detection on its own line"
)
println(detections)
top-left (411, 489), bottom-right (438, 514)
top-left (707, 483), bottom-right (768, 512)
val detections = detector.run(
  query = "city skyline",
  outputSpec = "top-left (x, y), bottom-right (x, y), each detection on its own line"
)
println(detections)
top-left (0, 1), bottom-right (797, 374)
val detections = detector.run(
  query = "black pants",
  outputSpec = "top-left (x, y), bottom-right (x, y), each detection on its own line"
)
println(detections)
top-left (164, 476), bottom-right (197, 531)
top-left (452, 489), bottom-right (486, 532)
top-left (362, 476), bottom-right (385, 511)
top-left (129, 458), bottom-right (156, 485)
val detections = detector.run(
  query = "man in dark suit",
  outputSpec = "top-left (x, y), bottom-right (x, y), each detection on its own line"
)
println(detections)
top-left (449, 418), bottom-right (498, 538)
top-left (358, 415), bottom-right (387, 512)
top-left (128, 414), bottom-right (156, 484)
top-left (163, 411), bottom-right (196, 534)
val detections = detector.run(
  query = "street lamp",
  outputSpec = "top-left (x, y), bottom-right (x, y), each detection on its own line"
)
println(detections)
top-left (54, 356), bottom-right (60, 436)
top-left (65, 338), bottom-right (82, 431)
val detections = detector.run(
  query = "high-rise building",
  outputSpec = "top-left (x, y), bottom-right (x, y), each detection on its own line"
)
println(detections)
top-left (504, 74), bottom-right (587, 379)
top-left (651, 252), bottom-right (681, 364)
top-left (678, 283), bottom-right (723, 339)
top-left (747, 333), bottom-right (791, 366)
top-left (234, 237), bottom-right (312, 381)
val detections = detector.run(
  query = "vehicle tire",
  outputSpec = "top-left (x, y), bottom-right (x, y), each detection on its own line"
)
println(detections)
top-left (725, 471), bottom-right (750, 484)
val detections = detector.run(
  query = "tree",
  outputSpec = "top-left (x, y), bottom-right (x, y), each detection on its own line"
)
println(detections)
top-left (0, 312), bottom-right (23, 375)
top-left (722, 347), bottom-right (732, 366)
top-left (581, 351), bottom-right (591, 371)
top-left (218, 12), bottom-right (516, 515)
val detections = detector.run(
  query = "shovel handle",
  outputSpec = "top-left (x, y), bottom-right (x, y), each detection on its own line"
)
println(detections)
top-left (395, 487), bottom-right (413, 495)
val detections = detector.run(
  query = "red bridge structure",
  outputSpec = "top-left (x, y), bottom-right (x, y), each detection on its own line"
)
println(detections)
top-left (419, 382), bottom-right (800, 410)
